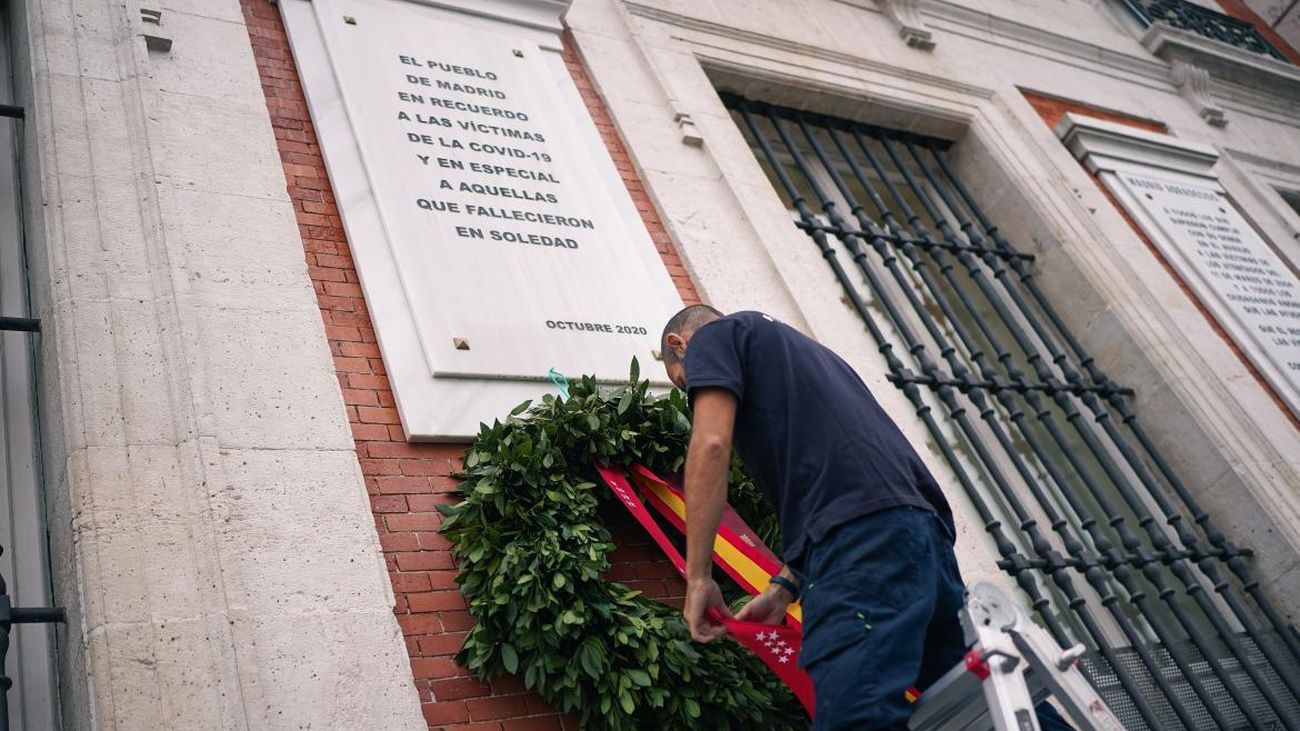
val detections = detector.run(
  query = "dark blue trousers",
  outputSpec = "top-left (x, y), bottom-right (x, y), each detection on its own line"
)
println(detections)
top-left (789, 506), bottom-right (1072, 731)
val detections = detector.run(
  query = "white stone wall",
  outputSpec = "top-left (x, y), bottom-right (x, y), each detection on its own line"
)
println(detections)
top-left (10, 0), bottom-right (424, 728)
top-left (563, 0), bottom-right (1300, 625)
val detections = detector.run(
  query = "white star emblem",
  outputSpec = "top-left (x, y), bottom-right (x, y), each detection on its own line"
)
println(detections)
top-left (778, 655), bottom-right (789, 663)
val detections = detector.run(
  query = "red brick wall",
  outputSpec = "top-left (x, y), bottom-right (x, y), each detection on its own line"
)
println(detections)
top-left (1021, 89), bottom-right (1168, 133)
top-left (240, 2), bottom-right (695, 728)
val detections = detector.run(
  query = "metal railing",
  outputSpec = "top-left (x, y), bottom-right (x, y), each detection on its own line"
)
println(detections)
top-left (1117, 0), bottom-right (1287, 61)
top-left (724, 93), bottom-right (1300, 729)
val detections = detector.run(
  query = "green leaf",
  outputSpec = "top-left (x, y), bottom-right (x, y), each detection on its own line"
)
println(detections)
top-left (685, 698), bottom-right (701, 718)
top-left (629, 356), bottom-right (640, 384)
top-left (501, 643), bottom-right (518, 673)
top-left (579, 642), bottom-right (601, 680)
top-left (586, 413), bottom-right (601, 431)
top-left (510, 399), bottom-right (533, 416)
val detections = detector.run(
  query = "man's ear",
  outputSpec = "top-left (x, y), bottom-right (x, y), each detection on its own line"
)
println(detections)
top-left (665, 332), bottom-right (687, 359)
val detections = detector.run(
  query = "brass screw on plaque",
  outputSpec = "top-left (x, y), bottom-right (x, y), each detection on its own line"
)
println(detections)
top-left (512, 49), bottom-right (524, 58)
top-left (453, 337), bottom-right (471, 351)
top-left (343, 15), bottom-right (357, 25)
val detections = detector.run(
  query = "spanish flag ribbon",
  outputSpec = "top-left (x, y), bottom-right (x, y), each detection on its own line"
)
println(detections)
top-left (594, 465), bottom-right (816, 716)
top-left (627, 465), bottom-right (803, 629)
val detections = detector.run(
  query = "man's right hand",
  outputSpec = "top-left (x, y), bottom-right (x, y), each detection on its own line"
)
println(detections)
top-left (684, 578), bottom-right (731, 642)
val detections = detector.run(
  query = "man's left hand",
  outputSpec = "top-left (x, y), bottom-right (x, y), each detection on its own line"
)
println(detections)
top-left (733, 584), bottom-right (792, 625)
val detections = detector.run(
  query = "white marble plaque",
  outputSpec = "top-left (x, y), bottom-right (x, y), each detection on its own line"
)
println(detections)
top-left (282, 0), bottom-right (682, 438)
top-left (1108, 170), bottom-right (1300, 413)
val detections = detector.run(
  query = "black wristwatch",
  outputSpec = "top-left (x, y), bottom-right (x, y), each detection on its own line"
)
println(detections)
top-left (769, 574), bottom-right (800, 601)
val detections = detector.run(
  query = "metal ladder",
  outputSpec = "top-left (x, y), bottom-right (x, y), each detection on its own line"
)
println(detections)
top-left (909, 582), bottom-right (1125, 731)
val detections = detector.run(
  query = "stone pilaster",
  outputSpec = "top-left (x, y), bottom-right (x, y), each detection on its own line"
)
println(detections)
top-left (10, 0), bottom-right (425, 727)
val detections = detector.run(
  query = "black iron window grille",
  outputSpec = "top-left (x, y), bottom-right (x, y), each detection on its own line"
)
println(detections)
top-left (724, 93), bottom-right (1300, 730)
top-left (0, 97), bottom-right (62, 731)
top-left (1117, 0), bottom-right (1287, 61)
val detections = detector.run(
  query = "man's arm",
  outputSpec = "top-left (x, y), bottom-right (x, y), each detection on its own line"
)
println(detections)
top-left (682, 388), bottom-right (738, 643)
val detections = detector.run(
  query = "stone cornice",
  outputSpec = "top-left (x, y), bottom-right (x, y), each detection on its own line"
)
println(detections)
top-left (1141, 23), bottom-right (1300, 98)
top-left (931, 3), bottom-right (1300, 122)
top-left (1222, 146), bottom-right (1300, 176)
top-left (1055, 111), bottom-right (1221, 178)
top-left (624, 2), bottom-right (995, 101)
top-left (633, 0), bottom-right (1300, 122)
top-left (924, 3), bottom-right (1171, 83)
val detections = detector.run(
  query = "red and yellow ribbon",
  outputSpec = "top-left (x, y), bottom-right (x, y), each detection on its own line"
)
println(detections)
top-left (595, 465), bottom-right (816, 716)
top-left (627, 465), bottom-right (803, 629)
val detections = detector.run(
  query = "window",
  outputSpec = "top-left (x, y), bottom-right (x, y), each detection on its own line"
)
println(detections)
top-left (1280, 188), bottom-right (1300, 219)
top-left (0, 5), bottom-right (59, 729)
top-left (1112, 0), bottom-right (1287, 61)
top-left (725, 93), bottom-right (1300, 729)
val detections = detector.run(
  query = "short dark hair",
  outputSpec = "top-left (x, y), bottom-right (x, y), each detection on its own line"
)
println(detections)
top-left (660, 305), bottom-right (723, 366)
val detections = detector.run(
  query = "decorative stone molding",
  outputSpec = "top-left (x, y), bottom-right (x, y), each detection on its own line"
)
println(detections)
top-left (740, 1), bottom-right (1299, 122)
top-left (139, 7), bottom-right (173, 53)
top-left (674, 110), bottom-right (704, 146)
top-left (1142, 22), bottom-right (1300, 99)
top-left (1055, 112), bottom-right (1220, 178)
top-left (880, 0), bottom-right (936, 50)
top-left (1171, 60), bottom-right (1229, 127)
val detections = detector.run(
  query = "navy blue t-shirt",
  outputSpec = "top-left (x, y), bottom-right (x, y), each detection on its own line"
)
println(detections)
top-left (684, 311), bottom-right (955, 564)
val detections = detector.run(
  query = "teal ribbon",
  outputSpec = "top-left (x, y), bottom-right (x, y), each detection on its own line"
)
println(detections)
top-left (547, 367), bottom-right (570, 399)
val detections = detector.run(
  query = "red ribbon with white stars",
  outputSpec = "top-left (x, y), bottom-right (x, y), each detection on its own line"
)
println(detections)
top-left (596, 465), bottom-right (816, 716)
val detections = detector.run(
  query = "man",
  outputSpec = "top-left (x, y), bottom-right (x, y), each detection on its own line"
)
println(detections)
top-left (662, 305), bottom-right (1068, 730)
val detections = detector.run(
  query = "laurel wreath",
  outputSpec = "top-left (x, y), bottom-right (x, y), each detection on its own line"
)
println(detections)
top-left (438, 360), bottom-right (806, 729)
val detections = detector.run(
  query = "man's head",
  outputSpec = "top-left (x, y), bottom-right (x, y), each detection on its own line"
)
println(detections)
top-left (660, 304), bottom-right (723, 388)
